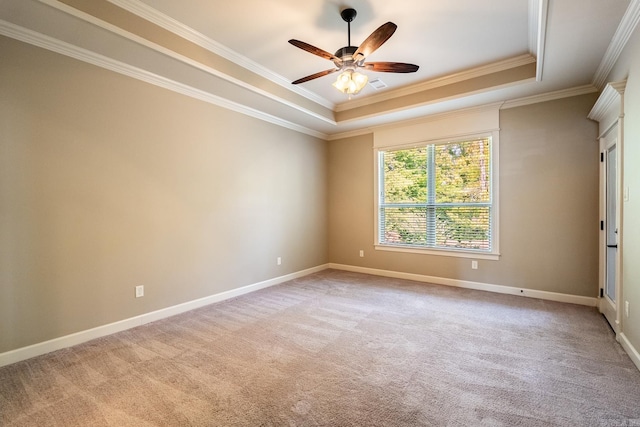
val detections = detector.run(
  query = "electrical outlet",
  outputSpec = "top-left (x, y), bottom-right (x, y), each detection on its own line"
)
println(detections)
top-left (277, 257), bottom-right (282, 266)
top-left (135, 285), bottom-right (144, 298)
top-left (625, 300), bottom-right (630, 317)
top-left (471, 260), bottom-right (478, 270)
top-left (359, 250), bottom-right (364, 257)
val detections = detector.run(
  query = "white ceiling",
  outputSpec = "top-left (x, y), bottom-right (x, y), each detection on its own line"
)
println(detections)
top-left (0, 0), bottom-right (635, 138)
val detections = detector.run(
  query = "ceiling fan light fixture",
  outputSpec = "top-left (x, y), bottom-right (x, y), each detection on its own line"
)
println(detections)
top-left (333, 69), bottom-right (368, 95)
top-left (289, 8), bottom-right (418, 97)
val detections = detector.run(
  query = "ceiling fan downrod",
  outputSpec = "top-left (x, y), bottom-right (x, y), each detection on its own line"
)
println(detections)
top-left (340, 8), bottom-right (357, 47)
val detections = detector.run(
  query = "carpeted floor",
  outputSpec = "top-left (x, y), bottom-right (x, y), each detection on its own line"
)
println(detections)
top-left (1, 269), bottom-right (640, 426)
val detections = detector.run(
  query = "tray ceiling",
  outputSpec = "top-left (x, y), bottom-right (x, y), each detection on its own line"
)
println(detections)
top-left (0, 0), bottom-right (635, 138)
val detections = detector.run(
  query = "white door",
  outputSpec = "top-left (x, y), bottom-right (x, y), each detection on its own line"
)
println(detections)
top-left (600, 130), bottom-right (620, 333)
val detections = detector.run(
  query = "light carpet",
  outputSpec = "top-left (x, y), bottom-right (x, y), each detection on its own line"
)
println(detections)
top-left (1, 269), bottom-right (640, 426)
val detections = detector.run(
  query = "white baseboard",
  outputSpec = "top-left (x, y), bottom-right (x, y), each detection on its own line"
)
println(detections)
top-left (619, 333), bottom-right (640, 372)
top-left (0, 262), bottom-right (603, 368)
top-left (0, 264), bottom-right (329, 368)
top-left (328, 263), bottom-right (598, 307)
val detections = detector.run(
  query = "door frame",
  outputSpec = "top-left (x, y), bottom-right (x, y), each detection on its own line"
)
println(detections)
top-left (589, 80), bottom-right (626, 338)
top-left (599, 126), bottom-right (622, 335)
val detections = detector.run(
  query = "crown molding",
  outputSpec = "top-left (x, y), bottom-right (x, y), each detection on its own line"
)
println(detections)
top-left (588, 80), bottom-right (626, 122)
top-left (328, 84), bottom-right (601, 141)
top-left (0, 20), bottom-right (329, 140)
top-left (37, 0), bottom-right (335, 126)
top-left (327, 103), bottom-right (503, 142)
top-left (529, 0), bottom-right (549, 81)
top-left (334, 55), bottom-right (536, 113)
top-left (501, 84), bottom-right (599, 109)
top-left (326, 128), bottom-right (374, 141)
top-left (106, 0), bottom-right (334, 110)
top-left (592, 0), bottom-right (640, 89)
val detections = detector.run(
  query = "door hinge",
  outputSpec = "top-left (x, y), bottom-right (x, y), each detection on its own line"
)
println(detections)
top-left (600, 288), bottom-right (604, 298)
top-left (600, 220), bottom-right (604, 231)
top-left (601, 152), bottom-right (604, 162)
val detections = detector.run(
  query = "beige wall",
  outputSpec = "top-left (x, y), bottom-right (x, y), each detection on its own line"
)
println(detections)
top-left (0, 37), bottom-right (328, 353)
top-left (594, 21), bottom-right (640, 362)
top-left (617, 27), bottom-right (640, 355)
top-left (328, 94), bottom-right (600, 297)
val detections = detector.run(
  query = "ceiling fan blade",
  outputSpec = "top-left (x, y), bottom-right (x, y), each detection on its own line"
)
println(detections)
top-left (291, 68), bottom-right (338, 85)
top-left (353, 22), bottom-right (397, 61)
top-left (363, 62), bottom-right (419, 73)
top-left (288, 39), bottom-right (341, 63)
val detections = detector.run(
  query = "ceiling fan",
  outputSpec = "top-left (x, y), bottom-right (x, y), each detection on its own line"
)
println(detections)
top-left (288, 8), bottom-right (419, 95)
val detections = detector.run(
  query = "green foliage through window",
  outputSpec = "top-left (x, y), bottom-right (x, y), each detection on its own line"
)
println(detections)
top-left (378, 137), bottom-right (492, 252)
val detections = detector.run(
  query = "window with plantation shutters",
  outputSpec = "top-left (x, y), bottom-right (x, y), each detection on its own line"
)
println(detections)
top-left (377, 136), bottom-right (495, 254)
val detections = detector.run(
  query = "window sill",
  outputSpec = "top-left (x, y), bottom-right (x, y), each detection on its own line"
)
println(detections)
top-left (375, 244), bottom-right (500, 260)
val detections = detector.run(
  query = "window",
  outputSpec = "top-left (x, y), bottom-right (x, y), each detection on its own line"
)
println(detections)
top-left (376, 135), bottom-right (498, 258)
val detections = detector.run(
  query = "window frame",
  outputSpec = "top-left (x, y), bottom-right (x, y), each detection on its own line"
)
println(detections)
top-left (374, 131), bottom-right (500, 260)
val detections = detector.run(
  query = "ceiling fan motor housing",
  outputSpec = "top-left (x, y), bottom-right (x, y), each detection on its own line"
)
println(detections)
top-left (334, 46), bottom-right (362, 68)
